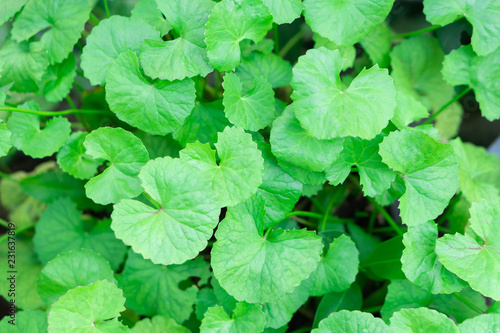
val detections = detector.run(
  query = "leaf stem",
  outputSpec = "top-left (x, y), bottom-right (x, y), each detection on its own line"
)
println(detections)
top-left (487, 301), bottom-right (500, 313)
top-left (66, 96), bottom-right (92, 132)
top-left (142, 192), bottom-right (161, 210)
top-left (89, 12), bottom-right (100, 25)
top-left (392, 24), bottom-right (442, 38)
top-left (0, 218), bottom-right (9, 228)
top-left (320, 195), bottom-right (338, 232)
top-left (279, 29), bottom-right (305, 58)
top-left (423, 87), bottom-right (472, 124)
top-left (0, 106), bottom-right (109, 117)
top-left (103, 0), bottom-right (111, 18)
top-left (286, 211), bottom-right (323, 220)
top-left (453, 292), bottom-right (484, 314)
top-left (0, 224), bottom-right (36, 244)
top-left (273, 23), bottom-right (280, 55)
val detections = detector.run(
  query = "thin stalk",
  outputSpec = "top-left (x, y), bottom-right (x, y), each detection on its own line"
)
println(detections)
top-left (320, 195), bottom-right (338, 232)
top-left (309, 196), bottom-right (325, 213)
top-left (0, 218), bottom-right (9, 228)
top-left (0, 106), bottom-right (109, 116)
top-left (286, 211), bottom-right (323, 220)
top-left (279, 29), bottom-right (305, 57)
top-left (289, 216), bottom-right (316, 228)
top-left (103, 0), bottom-right (111, 18)
top-left (142, 192), bottom-right (160, 210)
top-left (66, 96), bottom-right (92, 132)
top-left (73, 81), bottom-right (85, 92)
top-left (65, 95), bottom-right (77, 109)
top-left (424, 87), bottom-right (472, 124)
top-left (487, 301), bottom-right (500, 313)
top-left (453, 292), bottom-right (484, 314)
top-left (0, 224), bottom-right (36, 244)
top-left (273, 23), bottom-right (280, 55)
top-left (89, 13), bottom-right (100, 25)
top-left (368, 209), bottom-right (377, 233)
top-left (392, 24), bottom-right (442, 38)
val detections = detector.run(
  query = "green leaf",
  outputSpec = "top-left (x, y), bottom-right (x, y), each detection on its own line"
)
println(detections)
top-left (211, 199), bottom-right (323, 303)
top-left (134, 315), bottom-right (190, 333)
top-left (180, 126), bottom-right (264, 207)
top-left (303, 0), bottom-right (394, 46)
top-left (47, 280), bottom-right (130, 333)
top-left (365, 235), bottom-right (406, 280)
top-left (312, 34), bottom-right (356, 71)
top-left (270, 106), bottom-right (343, 173)
top-left (111, 156), bottom-right (219, 265)
top-left (0, 238), bottom-right (44, 310)
top-left (312, 310), bottom-right (390, 333)
top-left (452, 138), bottom-right (500, 202)
top-left (391, 90), bottom-right (430, 129)
top-left (222, 72), bottom-right (275, 131)
top-left (33, 198), bottom-right (127, 270)
top-left (57, 132), bottom-right (102, 180)
top-left (291, 47), bottom-right (397, 140)
top-left (379, 129), bottom-right (459, 226)
top-left (261, 0), bottom-right (302, 24)
top-left (442, 45), bottom-right (500, 121)
top-left (458, 314), bottom-right (500, 332)
top-left (173, 100), bottom-right (231, 147)
top-left (309, 234), bottom-right (359, 296)
top-left (389, 308), bottom-right (458, 333)
top-left (83, 127), bottom-right (149, 205)
top-left (40, 53), bottom-right (76, 103)
top-left (200, 302), bottom-right (266, 333)
top-left (313, 283), bottom-right (363, 328)
top-left (381, 280), bottom-right (486, 323)
top-left (326, 135), bottom-right (396, 197)
top-left (139, 0), bottom-right (214, 81)
top-left (263, 279), bottom-right (311, 329)
top-left (254, 142), bottom-right (302, 230)
top-left (136, 132), bottom-right (182, 159)
top-left (205, 0), bottom-right (273, 71)
top-left (106, 50), bottom-right (196, 135)
top-left (7, 106), bottom-right (71, 159)
top-left (360, 23), bottom-right (392, 68)
top-left (131, 0), bottom-right (171, 36)
top-left (402, 221), bottom-right (466, 294)
top-left (436, 199), bottom-right (500, 300)
top-left (423, 0), bottom-right (500, 56)
top-left (117, 250), bottom-right (211, 323)
top-left (0, 38), bottom-right (48, 92)
top-left (237, 51), bottom-right (292, 89)
top-left (81, 15), bottom-right (161, 85)
top-left (0, 122), bottom-right (12, 157)
top-left (37, 249), bottom-right (116, 307)
top-left (0, 310), bottom-right (47, 333)
top-left (278, 159), bottom-right (327, 185)
top-left (11, 0), bottom-right (91, 64)
top-left (0, 0), bottom-right (28, 25)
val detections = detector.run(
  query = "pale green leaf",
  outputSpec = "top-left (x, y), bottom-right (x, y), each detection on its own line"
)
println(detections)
top-left (0, 122), bottom-right (11, 157)
top-left (33, 198), bottom-right (127, 270)
top-left (222, 72), bottom-right (275, 131)
top-left (389, 308), bottom-right (458, 333)
top-left (0, 38), bottom-right (48, 92)
top-left (180, 126), bottom-right (264, 207)
top-left (291, 47), bottom-right (397, 140)
top-left (459, 314), bottom-right (500, 333)
top-left (83, 127), bottom-right (149, 205)
top-left (309, 234), bottom-right (359, 296)
top-left (360, 23), bottom-right (392, 68)
top-left (173, 100), bottom-right (231, 147)
top-left (0, 310), bottom-right (47, 333)
top-left (261, 0), bottom-right (302, 24)
top-left (37, 249), bottom-right (116, 307)
top-left (0, 0), bottom-right (28, 25)
top-left (442, 45), bottom-right (500, 121)
top-left (40, 53), bottom-right (76, 102)
top-left (106, 50), bottom-right (196, 135)
top-left (47, 280), bottom-right (130, 333)
top-left (326, 135), bottom-right (396, 197)
top-left (131, 0), bottom-right (171, 35)
top-left (57, 132), bottom-right (102, 180)
top-left (81, 15), bottom-right (160, 85)
top-left (391, 90), bottom-right (430, 129)
top-left (379, 129), bottom-right (459, 226)
top-left (134, 315), bottom-right (190, 333)
top-left (270, 106), bottom-right (343, 173)
top-left (117, 250), bottom-right (211, 323)
top-left (436, 199), bottom-right (500, 300)
top-left (136, 132), bottom-right (182, 159)
top-left (205, 0), bottom-right (273, 71)
top-left (312, 34), bottom-right (356, 71)
top-left (303, 0), bottom-right (394, 46)
top-left (111, 156), bottom-right (219, 265)
top-left (423, 0), bottom-right (500, 56)
top-left (312, 310), bottom-right (390, 333)
top-left (200, 302), bottom-right (266, 333)
top-left (402, 221), bottom-right (466, 294)
top-left (11, 0), bottom-right (91, 64)
top-left (237, 51), bottom-right (292, 88)
top-left (211, 199), bottom-right (323, 303)
top-left (7, 105), bottom-right (71, 159)
top-left (452, 137), bottom-right (500, 202)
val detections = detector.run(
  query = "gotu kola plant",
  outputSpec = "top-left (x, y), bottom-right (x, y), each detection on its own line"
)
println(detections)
top-left (0, 0), bottom-right (500, 332)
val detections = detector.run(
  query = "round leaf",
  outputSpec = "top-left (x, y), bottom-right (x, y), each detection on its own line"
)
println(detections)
top-left (57, 132), bottom-right (102, 180)
top-left (312, 310), bottom-right (390, 333)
